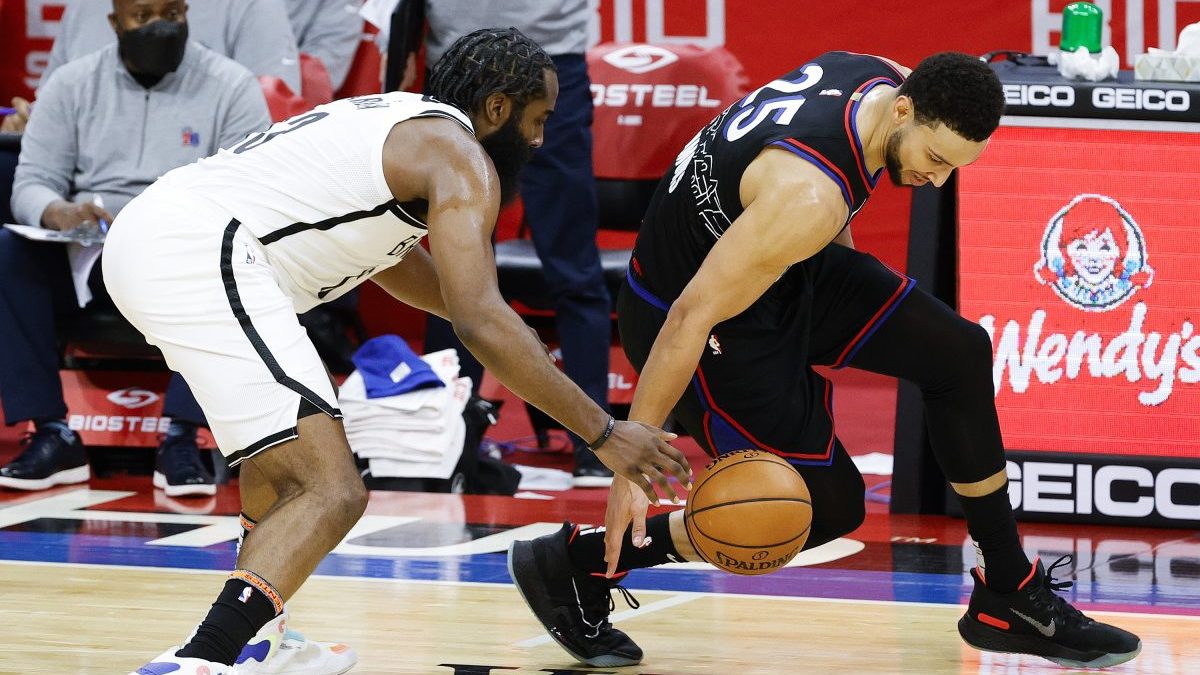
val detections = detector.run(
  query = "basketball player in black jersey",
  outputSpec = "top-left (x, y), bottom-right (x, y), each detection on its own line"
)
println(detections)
top-left (510, 52), bottom-right (1141, 669)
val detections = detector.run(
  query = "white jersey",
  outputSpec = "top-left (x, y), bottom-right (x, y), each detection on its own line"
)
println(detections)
top-left (155, 91), bottom-right (474, 312)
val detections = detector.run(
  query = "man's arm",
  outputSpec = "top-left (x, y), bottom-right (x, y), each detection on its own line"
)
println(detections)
top-left (370, 246), bottom-right (449, 320)
top-left (628, 149), bottom-right (850, 429)
top-left (384, 118), bottom-right (691, 499)
top-left (11, 70), bottom-right (81, 228)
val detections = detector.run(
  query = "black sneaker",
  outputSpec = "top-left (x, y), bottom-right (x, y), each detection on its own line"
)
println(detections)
top-left (572, 445), bottom-right (614, 488)
top-left (959, 555), bottom-right (1142, 668)
top-left (0, 425), bottom-right (89, 491)
top-left (508, 522), bottom-right (643, 667)
top-left (153, 433), bottom-right (215, 497)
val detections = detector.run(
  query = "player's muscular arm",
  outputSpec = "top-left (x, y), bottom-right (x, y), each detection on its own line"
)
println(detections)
top-left (381, 119), bottom-right (606, 433)
top-left (628, 150), bottom-right (850, 428)
top-left (370, 245), bottom-right (449, 320)
top-left (381, 119), bottom-right (690, 501)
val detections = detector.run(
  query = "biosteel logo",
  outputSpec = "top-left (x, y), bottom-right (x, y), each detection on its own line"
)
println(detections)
top-left (979, 195), bottom-right (1199, 406)
top-left (106, 387), bottom-right (161, 409)
top-left (601, 44), bottom-right (679, 74)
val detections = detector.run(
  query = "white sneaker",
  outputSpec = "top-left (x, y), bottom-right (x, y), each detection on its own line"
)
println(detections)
top-left (129, 647), bottom-right (239, 674)
top-left (236, 613), bottom-right (357, 674)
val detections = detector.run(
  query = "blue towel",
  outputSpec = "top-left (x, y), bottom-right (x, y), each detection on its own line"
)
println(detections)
top-left (351, 335), bottom-right (444, 399)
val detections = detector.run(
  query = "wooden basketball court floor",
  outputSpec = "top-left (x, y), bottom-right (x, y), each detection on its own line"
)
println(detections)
top-left (1, 482), bottom-right (1197, 674)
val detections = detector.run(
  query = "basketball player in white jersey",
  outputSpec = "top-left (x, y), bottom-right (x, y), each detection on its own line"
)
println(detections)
top-left (108, 28), bottom-right (692, 674)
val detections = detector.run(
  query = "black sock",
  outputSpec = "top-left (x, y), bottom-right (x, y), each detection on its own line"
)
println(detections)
top-left (567, 514), bottom-right (682, 577)
top-left (166, 419), bottom-right (198, 440)
top-left (176, 571), bottom-right (282, 664)
top-left (957, 488), bottom-right (1032, 593)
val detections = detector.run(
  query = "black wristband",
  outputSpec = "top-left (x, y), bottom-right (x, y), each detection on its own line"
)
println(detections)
top-left (587, 416), bottom-right (616, 452)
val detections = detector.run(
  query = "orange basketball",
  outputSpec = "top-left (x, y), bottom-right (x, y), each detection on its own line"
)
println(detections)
top-left (684, 449), bottom-right (812, 575)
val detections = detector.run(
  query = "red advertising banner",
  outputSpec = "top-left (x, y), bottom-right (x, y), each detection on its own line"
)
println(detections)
top-left (959, 123), bottom-right (1200, 459)
top-left (59, 370), bottom-right (215, 449)
top-left (0, 1), bottom-right (65, 101)
top-left (588, 42), bottom-right (748, 180)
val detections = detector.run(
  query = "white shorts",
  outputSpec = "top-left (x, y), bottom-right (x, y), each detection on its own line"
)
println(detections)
top-left (102, 184), bottom-right (341, 466)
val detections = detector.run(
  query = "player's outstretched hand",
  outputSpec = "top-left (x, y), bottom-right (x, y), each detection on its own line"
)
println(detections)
top-left (592, 420), bottom-right (691, 505)
top-left (603, 475), bottom-right (650, 578)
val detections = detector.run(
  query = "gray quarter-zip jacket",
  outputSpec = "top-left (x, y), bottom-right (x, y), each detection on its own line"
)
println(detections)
top-left (12, 41), bottom-right (271, 226)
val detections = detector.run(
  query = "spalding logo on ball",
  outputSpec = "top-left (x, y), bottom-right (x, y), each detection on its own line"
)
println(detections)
top-left (684, 450), bottom-right (812, 575)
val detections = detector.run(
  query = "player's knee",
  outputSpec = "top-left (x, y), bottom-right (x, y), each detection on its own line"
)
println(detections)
top-left (326, 478), bottom-right (368, 527)
top-left (923, 317), bottom-right (994, 390)
top-left (806, 503), bottom-right (864, 550)
top-left (806, 475), bottom-right (865, 548)
top-left (957, 320), bottom-right (995, 370)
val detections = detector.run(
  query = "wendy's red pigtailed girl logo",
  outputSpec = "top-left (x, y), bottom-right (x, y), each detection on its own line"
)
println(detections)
top-left (1034, 194), bottom-right (1154, 312)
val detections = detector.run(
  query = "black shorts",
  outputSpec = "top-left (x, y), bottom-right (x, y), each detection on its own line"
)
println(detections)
top-left (618, 244), bottom-right (913, 466)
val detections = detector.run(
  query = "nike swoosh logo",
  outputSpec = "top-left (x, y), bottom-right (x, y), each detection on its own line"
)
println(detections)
top-left (1011, 609), bottom-right (1056, 637)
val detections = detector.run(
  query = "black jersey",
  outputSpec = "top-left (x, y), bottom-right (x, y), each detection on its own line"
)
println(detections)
top-left (631, 51), bottom-right (905, 303)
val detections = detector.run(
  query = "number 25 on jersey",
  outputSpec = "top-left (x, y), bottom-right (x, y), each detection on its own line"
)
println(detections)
top-left (723, 64), bottom-right (824, 142)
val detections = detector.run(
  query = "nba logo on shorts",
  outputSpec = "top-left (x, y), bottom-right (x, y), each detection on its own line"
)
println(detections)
top-left (182, 127), bottom-right (201, 147)
top-left (1033, 193), bottom-right (1153, 312)
top-left (239, 586), bottom-right (253, 603)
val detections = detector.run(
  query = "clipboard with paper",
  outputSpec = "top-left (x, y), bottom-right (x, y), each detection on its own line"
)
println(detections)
top-left (3, 223), bottom-right (106, 308)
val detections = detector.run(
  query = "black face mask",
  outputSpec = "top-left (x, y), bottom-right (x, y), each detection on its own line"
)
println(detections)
top-left (479, 112), bottom-right (535, 205)
top-left (118, 20), bottom-right (188, 81)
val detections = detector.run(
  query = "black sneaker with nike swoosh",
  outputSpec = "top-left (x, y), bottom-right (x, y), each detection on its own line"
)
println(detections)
top-left (959, 555), bottom-right (1142, 668)
top-left (508, 522), bottom-right (643, 667)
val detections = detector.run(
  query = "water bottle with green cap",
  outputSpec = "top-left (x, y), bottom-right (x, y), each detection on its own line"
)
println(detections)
top-left (1060, 2), bottom-right (1103, 54)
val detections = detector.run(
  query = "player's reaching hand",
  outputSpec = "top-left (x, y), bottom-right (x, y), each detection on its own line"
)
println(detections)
top-left (592, 421), bottom-right (690, 505)
top-left (603, 475), bottom-right (652, 578)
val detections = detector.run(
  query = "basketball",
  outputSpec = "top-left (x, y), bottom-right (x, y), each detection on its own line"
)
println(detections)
top-left (684, 450), bottom-right (812, 575)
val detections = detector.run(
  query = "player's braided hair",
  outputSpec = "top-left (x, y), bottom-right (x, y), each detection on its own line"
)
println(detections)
top-left (899, 52), bottom-right (1005, 142)
top-left (428, 27), bottom-right (555, 116)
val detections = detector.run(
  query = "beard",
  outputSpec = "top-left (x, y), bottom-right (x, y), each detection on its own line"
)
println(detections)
top-left (884, 127), bottom-right (906, 186)
top-left (480, 115), bottom-right (535, 205)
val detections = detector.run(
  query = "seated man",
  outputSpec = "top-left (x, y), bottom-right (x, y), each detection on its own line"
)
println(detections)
top-left (2, 0), bottom-right (302, 134)
top-left (0, 0), bottom-right (271, 497)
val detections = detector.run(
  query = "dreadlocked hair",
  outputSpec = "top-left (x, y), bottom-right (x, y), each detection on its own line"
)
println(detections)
top-left (427, 27), bottom-right (555, 117)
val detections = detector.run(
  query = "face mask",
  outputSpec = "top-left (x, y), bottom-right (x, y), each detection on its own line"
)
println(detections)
top-left (118, 20), bottom-right (189, 79)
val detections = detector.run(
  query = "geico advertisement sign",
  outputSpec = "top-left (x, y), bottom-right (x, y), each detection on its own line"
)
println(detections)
top-left (1006, 459), bottom-right (1200, 522)
top-left (958, 126), bottom-right (1200, 458)
top-left (1003, 83), bottom-right (1190, 111)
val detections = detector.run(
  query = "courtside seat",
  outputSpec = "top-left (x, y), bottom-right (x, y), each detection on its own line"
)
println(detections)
top-left (494, 42), bottom-right (747, 313)
top-left (495, 179), bottom-right (659, 310)
top-left (299, 53), bottom-right (335, 107)
top-left (57, 305), bottom-right (158, 367)
top-left (259, 76), bottom-right (311, 122)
